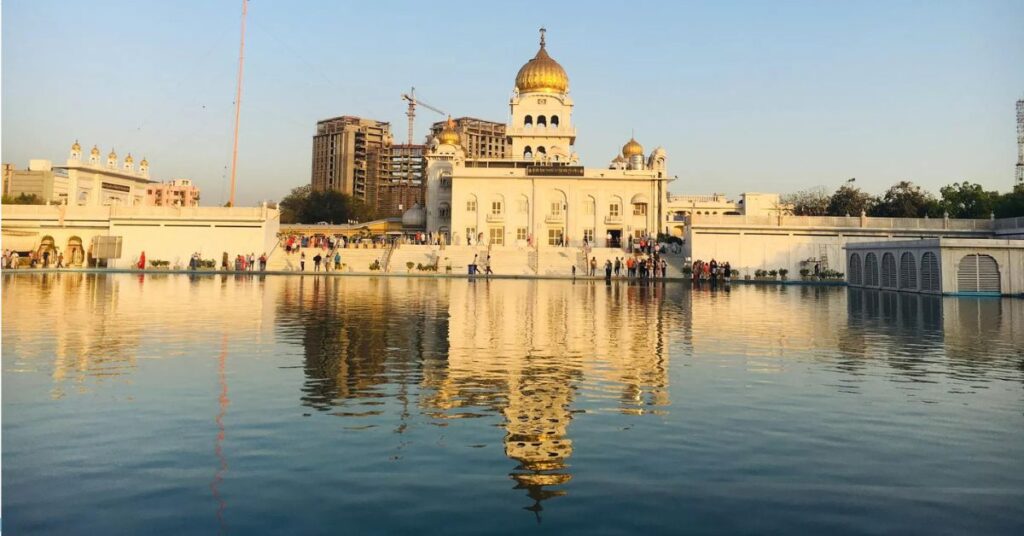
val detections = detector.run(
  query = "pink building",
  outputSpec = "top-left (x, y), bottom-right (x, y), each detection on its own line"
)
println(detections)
top-left (146, 179), bottom-right (200, 207)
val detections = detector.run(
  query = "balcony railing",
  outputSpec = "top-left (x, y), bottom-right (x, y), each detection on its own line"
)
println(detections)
top-left (486, 213), bottom-right (505, 223)
top-left (545, 213), bottom-right (565, 224)
top-left (604, 215), bottom-right (622, 224)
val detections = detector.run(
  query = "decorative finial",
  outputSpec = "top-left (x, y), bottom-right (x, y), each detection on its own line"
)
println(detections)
top-left (539, 27), bottom-right (546, 47)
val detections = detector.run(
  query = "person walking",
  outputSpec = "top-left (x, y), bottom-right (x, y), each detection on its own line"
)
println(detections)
top-left (56, 252), bottom-right (65, 269)
top-left (605, 259), bottom-right (613, 280)
top-left (614, 257), bottom-right (622, 277)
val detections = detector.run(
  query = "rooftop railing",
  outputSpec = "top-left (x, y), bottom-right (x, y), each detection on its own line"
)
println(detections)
top-left (688, 213), bottom-right (996, 231)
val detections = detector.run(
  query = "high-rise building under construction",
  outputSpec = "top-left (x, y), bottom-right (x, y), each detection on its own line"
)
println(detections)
top-left (428, 117), bottom-right (508, 159)
top-left (310, 116), bottom-right (392, 205)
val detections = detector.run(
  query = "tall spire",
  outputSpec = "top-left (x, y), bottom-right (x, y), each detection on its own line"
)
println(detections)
top-left (539, 27), bottom-right (546, 48)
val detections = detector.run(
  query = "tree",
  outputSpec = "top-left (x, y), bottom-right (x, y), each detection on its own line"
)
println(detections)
top-left (781, 187), bottom-right (829, 216)
top-left (994, 183), bottom-right (1024, 218)
top-left (939, 181), bottom-right (997, 219)
top-left (827, 185), bottom-right (873, 216)
top-left (277, 185), bottom-right (376, 224)
top-left (279, 185), bottom-right (311, 224)
top-left (868, 181), bottom-right (941, 218)
top-left (1, 193), bottom-right (44, 205)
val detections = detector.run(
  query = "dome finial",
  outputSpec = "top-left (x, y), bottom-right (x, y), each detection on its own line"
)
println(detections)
top-left (539, 26), bottom-right (546, 48)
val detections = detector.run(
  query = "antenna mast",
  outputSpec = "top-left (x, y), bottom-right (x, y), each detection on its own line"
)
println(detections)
top-left (228, 0), bottom-right (248, 207)
top-left (1016, 98), bottom-right (1024, 186)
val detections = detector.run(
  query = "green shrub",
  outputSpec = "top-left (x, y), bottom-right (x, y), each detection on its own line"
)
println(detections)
top-left (768, 269), bottom-right (778, 277)
top-left (406, 261), bottom-right (415, 272)
top-left (369, 260), bottom-right (381, 271)
top-left (779, 268), bottom-right (789, 279)
top-left (799, 268), bottom-right (810, 277)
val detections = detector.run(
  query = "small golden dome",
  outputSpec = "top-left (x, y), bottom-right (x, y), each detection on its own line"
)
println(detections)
top-left (72, 140), bottom-right (81, 151)
top-left (515, 28), bottom-right (569, 94)
top-left (438, 116), bottom-right (460, 145)
top-left (140, 157), bottom-right (148, 167)
top-left (108, 148), bottom-right (117, 159)
top-left (125, 154), bottom-right (134, 164)
top-left (622, 137), bottom-right (644, 158)
top-left (91, 145), bottom-right (100, 156)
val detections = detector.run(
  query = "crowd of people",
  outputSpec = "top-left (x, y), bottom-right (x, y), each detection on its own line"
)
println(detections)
top-left (573, 253), bottom-right (670, 281)
top-left (691, 259), bottom-right (732, 283)
top-left (3, 248), bottom-right (72, 269)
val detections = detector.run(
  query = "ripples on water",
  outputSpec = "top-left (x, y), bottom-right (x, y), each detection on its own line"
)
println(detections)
top-left (3, 273), bottom-right (1023, 534)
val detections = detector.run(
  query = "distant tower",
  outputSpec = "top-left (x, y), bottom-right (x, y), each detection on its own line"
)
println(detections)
top-left (139, 157), bottom-right (149, 178)
top-left (1016, 98), bottom-right (1023, 186)
top-left (123, 153), bottom-right (134, 173)
top-left (107, 148), bottom-right (118, 169)
top-left (70, 140), bottom-right (82, 161)
top-left (89, 145), bottom-right (101, 166)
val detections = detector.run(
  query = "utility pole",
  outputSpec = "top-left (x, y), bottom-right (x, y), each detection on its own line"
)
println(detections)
top-left (229, 0), bottom-right (248, 207)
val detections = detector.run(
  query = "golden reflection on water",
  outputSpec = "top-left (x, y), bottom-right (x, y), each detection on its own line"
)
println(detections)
top-left (4, 274), bottom-right (1023, 515)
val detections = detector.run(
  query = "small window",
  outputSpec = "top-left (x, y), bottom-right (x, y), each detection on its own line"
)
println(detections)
top-left (518, 199), bottom-right (529, 214)
top-left (584, 200), bottom-right (595, 215)
top-left (550, 202), bottom-right (562, 216)
top-left (491, 201), bottom-right (502, 215)
top-left (516, 227), bottom-right (528, 241)
top-left (489, 227), bottom-right (504, 245)
top-left (466, 227), bottom-right (476, 240)
top-left (583, 229), bottom-right (594, 243)
top-left (467, 199), bottom-right (477, 212)
top-left (548, 228), bottom-right (564, 246)
top-left (609, 203), bottom-right (620, 217)
top-left (633, 203), bottom-right (647, 216)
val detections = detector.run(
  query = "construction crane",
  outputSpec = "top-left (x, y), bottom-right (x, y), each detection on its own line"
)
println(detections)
top-left (401, 87), bottom-right (446, 146)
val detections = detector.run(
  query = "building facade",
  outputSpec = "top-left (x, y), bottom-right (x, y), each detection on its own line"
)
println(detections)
top-left (422, 30), bottom-right (669, 248)
top-left (310, 115), bottom-right (392, 206)
top-left (376, 144), bottom-right (425, 217)
top-left (146, 179), bottom-right (200, 207)
top-left (428, 117), bottom-right (508, 159)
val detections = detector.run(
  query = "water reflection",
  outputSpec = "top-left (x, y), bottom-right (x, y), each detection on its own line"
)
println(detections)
top-left (4, 274), bottom-right (1024, 526)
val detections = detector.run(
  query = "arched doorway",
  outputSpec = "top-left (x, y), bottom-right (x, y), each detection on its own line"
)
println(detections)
top-left (848, 253), bottom-right (862, 285)
top-left (920, 252), bottom-right (939, 292)
top-left (881, 252), bottom-right (897, 289)
top-left (864, 253), bottom-right (879, 287)
top-left (957, 254), bottom-right (1000, 295)
top-left (67, 236), bottom-right (85, 267)
top-left (899, 252), bottom-right (917, 290)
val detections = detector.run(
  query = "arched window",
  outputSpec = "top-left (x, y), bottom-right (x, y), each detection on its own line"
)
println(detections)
top-left (536, 146), bottom-right (546, 155)
top-left (957, 254), bottom-right (1000, 294)
top-left (550, 115), bottom-right (559, 127)
top-left (523, 146), bottom-right (533, 159)
top-left (439, 202), bottom-right (451, 219)
top-left (865, 253), bottom-right (879, 286)
top-left (524, 115), bottom-right (533, 127)
top-left (920, 252), bottom-right (939, 292)
top-left (881, 252), bottom-right (897, 288)
top-left (848, 253), bottom-right (862, 285)
top-left (537, 115), bottom-right (547, 127)
top-left (899, 252), bottom-right (917, 290)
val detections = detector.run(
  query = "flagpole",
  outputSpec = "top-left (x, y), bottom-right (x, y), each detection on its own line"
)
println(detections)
top-left (228, 0), bottom-right (247, 207)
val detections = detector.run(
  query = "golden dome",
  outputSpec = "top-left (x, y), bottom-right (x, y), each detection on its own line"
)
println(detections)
top-left (108, 148), bottom-right (117, 159)
top-left (91, 145), bottom-right (100, 156)
top-left (622, 137), bottom-right (644, 157)
top-left (125, 153), bottom-right (134, 164)
top-left (438, 116), bottom-right (460, 145)
top-left (140, 157), bottom-right (149, 167)
top-left (515, 29), bottom-right (569, 94)
top-left (71, 140), bottom-right (81, 151)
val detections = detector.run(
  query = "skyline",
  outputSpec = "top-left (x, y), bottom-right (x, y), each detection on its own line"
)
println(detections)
top-left (3, 0), bottom-right (1023, 206)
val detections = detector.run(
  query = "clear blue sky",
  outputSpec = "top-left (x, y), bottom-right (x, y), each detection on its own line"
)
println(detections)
top-left (3, 0), bottom-right (1023, 206)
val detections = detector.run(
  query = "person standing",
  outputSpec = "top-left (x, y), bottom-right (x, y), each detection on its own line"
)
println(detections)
top-left (300, 252), bottom-right (306, 272)
top-left (605, 259), bottom-right (613, 280)
top-left (334, 250), bottom-right (341, 270)
top-left (259, 253), bottom-right (267, 271)
top-left (590, 257), bottom-right (597, 277)
top-left (313, 253), bottom-right (322, 272)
